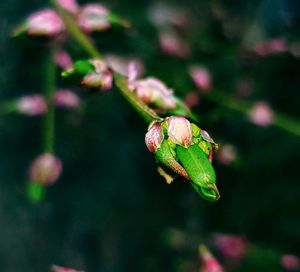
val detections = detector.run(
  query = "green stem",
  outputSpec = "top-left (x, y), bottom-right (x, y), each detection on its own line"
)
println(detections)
top-left (27, 49), bottom-right (57, 203)
top-left (52, 1), bottom-right (161, 124)
top-left (43, 50), bottom-right (56, 153)
top-left (114, 73), bottom-right (162, 123)
top-left (204, 90), bottom-right (300, 138)
top-left (51, 0), bottom-right (102, 59)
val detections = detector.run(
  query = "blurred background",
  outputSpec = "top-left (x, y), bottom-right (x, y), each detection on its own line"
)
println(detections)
top-left (0, 0), bottom-right (300, 271)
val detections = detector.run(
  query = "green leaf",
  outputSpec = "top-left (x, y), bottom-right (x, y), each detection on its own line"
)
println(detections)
top-left (176, 144), bottom-right (220, 201)
top-left (73, 60), bottom-right (95, 75)
top-left (155, 140), bottom-right (189, 180)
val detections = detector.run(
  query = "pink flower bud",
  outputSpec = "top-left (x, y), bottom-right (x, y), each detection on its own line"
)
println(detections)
top-left (145, 123), bottom-right (164, 153)
top-left (29, 153), bottom-right (62, 186)
top-left (249, 101), bottom-right (274, 127)
top-left (159, 31), bottom-right (190, 58)
top-left (216, 144), bottom-right (237, 165)
top-left (54, 50), bottom-right (73, 70)
top-left (17, 95), bottom-right (47, 116)
top-left (280, 255), bottom-right (299, 270)
top-left (52, 265), bottom-right (84, 272)
top-left (213, 234), bottom-right (247, 261)
top-left (199, 245), bottom-right (224, 272)
top-left (185, 92), bottom-right (200, 108)
top-left (167, 116), bottom-right (193, 147)
top-left (77, 4), bottom-right (110, 33)
top-left (254, 38), bottom-right (286, 56)
top-left (27, 9), bottom-right (65, 37)
top-left (82, 59), bottom-right (113, 91)
top-left (132, 78), bottom-right (177, 110)
top-left (104, 54), bottom-right (144, 80)
top-left (55, 89), bottom-right (80, 109)
top-left (189, 66), bottom-right (212, 92)
top-left (57, 0), bottom-right (80, 14)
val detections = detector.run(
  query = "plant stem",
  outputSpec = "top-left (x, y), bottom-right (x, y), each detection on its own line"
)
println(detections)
top-left (51, 0), bottom-right (102, 59)
top-left (52, 0), bottom-right (161, 124)
top-left (43, 50), bottom-right (56, 153)
top-left (204, 90), bottom-right (300, 138)
top-left (27, 49), bottom-right (57, 203)
top-left (114, 73), bottom-right (162, 123)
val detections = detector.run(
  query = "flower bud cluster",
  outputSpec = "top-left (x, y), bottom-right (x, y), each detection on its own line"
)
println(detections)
top-left (16, 1), bottom-right (127, 38)
top-left (145, 116), bottom-right (219, 201)
top-left (129, 77), bottom-right (177, 111)
top-left (63, 59), bottom-right (113, 92)
top-left (146, 116), bottom-right (217, 158)
top-left (15, 90), bottom-right (80, 116)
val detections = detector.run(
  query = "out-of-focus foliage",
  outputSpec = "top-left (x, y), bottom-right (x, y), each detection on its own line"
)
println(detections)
top-left (0, 0), bottom-right (300, 271)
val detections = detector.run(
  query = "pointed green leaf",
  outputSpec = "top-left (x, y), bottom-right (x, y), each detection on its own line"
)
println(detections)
top-left (155, 140), bottom-right (189, 180)
top-left (176, 144), bottom-right (220, 201)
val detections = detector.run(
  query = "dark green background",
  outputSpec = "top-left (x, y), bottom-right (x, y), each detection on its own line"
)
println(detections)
top-left (0, 0), bottom-right (300, 271)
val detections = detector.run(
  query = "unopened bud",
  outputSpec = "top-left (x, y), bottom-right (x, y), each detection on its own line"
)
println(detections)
top-left (17, 95), bottom-right (47, 116)
top-left (159, 31), bottom-right (190, 58)
top-left (29, 153), bottom-right (62, 186)
top-left (166, 116), bottom-right (193, 147)
top-left (199, 245), bottom-right (224, 272)
top-left (57, 0), bottom-right (80, 14)
top-left (132, 78), bottom-right (177, 110)
top-left (145, 123), bottom-right (164, 153)
top-left (249, 101), bottom-right (274, 127)
top-left (216, 144), bottom-right (237, 165)
top-left (213, 234), bottom-right (247, 261)
top-left (105, 55), bottom-right (144, 80)
top-left (77, 4), bottom-right (110, 33)
top-left (189, 66), bottom-right (212, 92)
top-left (51, 265), bottom-right (84, 272)
top-left (280, 255), bottom-right (299, 270)
top-left (55, 89), bottom-right (80, 109)
top-left (26, 9), bottom-right (65, 37)
top-left (54, 50), bottom-right (73, 70)
top-left (83, 59), bottom-right (113, 91)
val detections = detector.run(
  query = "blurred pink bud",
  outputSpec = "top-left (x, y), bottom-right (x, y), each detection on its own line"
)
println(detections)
top-left (167, 116), bottom-right (193, 147)
top-left (104, 54), bottom-right (144, 79)
top-left (55, 89), bottom-right (80, 109)
top-left (77, 4), bottom-right (110, 33)
top-left (254, 38), bottom-right (286, 56)
top-left (132, 78), bottom-right (177, 110)
top-left (145, 123), bottom-right (164, 153)
top-left (27, 9), bottom-right (65, 37)
top-left (201, 130), bottom-right (215, 144)
top-left (148, 3), bottom-right (188, 28)
top-left (216, 144), bottom-right (237, 165)
top-left (281, 255), bottom-right (299, 270)
top-left (17, 95), bottom-right (47, 116)
top-left (213, 234), bottom-right (247, 261)
top-left (54, 50), bottom-right (73, 70)
top-left (189, 66), bottom-right (212, 92)
top-left (249, 101), bottom-right (274, 127)
top-left (159, 31), bottom-right (190, 58)
top-left (185, 92), bottom-right (200, 108)
top-left (82, 59), bottom-right (113, 91)
top-left (52, 265), bottom-right (84, 272)
top-left (199, 245), bottom-right (224, 272)
top-left (29, 153), bottom-right (62, 186)
top-left (57, 0), bottom-right (80, 14)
